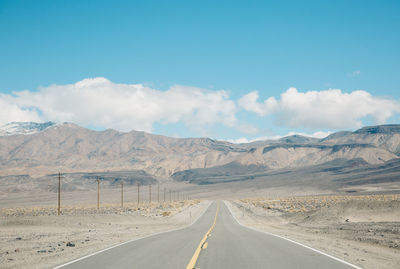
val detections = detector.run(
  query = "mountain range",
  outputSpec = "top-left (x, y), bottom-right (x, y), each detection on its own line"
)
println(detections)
top-left (0, 122), bottom-right (400, 184)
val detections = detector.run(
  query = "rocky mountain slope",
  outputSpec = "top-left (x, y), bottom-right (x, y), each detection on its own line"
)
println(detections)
top-left (321, 125), bottom-right (400, 154)
top-left (0, 122), bottom-right (399, 179)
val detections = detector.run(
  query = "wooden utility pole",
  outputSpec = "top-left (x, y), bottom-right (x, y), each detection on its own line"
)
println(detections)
top-left (164, 187), bottom-right (166, 202)
top-left (97, 178), bottom-right (100, 210)
top-left (58, 172), bottom-right (61, 216)
top-left (149, 184), bottom-right (151, 204)
top-left (137, 183), bottom-right (140, 207)
top-left (157, 184), bottom-right (160, 203)
top-left (121, 182), bottom-right (124, 208)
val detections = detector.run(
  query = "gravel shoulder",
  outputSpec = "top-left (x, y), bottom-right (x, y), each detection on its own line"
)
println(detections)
top-left (0, 200), bottom-right (209, 269)
top-left (226, 195), bottom-right (400, 269)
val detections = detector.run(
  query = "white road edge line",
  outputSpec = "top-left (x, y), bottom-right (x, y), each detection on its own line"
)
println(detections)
top-left (223, 200), bottom-right (364, 269)
top-left (53, 201), bottom-right (213, 269)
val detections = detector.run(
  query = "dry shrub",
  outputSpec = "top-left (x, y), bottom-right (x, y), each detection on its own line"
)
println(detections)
top-left (239, 194), bottom-right (400, 214)
top-left (161, 211), bottom-right (171, 217)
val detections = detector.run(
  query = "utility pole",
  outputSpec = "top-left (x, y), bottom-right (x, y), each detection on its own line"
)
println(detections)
top-left (164, 187), bottom-right (166, 202)
top-left (149, 184), bottom-right (152, 204)
top-left (169, 189), bottom-right (171, 202)
top-left (137, 183), bottom-right (140, 207)
top-left (58, 172), bottom-right (61, 216)
top-left (157, 184), bottom-right (160, 204)
top-left (97, 178), bottom-right (100, 210)
top-left (121, 182), bottom-right (124, 208)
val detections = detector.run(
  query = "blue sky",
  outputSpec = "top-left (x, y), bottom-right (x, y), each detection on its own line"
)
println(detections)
top-left (0, 0), bottom-right (399, 141)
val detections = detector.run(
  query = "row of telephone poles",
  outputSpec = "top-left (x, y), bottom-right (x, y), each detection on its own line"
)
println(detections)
top-left (57, 173), bottom-right (191, 215)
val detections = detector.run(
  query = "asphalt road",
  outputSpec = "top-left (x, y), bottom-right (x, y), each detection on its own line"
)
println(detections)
top-left (56, 201), bottom-right (359, 269)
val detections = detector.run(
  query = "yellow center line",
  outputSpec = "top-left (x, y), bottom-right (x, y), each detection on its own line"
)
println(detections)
top-left (186, 201), bottom-right (220, 269)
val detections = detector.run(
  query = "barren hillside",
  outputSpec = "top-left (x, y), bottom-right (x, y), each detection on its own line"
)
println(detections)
top-left (0, 122), bottom-right (399, 180)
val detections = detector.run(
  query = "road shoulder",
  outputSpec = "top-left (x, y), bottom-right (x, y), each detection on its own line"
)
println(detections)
top-left (225, 200), bottom-right (400, 269)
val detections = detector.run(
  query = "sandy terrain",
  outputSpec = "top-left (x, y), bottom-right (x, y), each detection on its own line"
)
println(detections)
top-left (0, 200), bottom-right (209, 269)
top-left (227, 194), bottom-right (400, 269)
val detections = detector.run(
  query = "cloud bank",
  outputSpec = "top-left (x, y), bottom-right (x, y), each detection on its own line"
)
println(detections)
top-left (239, 87), bottom-right (400, 129)
top-left (1, 77), bottom-right (236, 132)
top-left (1, 78), bottom-right (399, 135)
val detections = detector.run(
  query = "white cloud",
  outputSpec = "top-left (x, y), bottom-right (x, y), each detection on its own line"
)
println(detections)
top-left (238, 87), bottom-right (400, 129)
top-left (226, 131), bottom-right (332, 144)
top-left (0, 95), bottom-right (41, 126)
top-left (284, 131), bottom-right (332, 139)
top-left (2, 79), bottom-right (399, 135)
top-left (238, 91), bottom-right (278, 116)
top-left (227, 137), bottom-right (254, 144)
top-left (1, 77), bottom-right (237, 132)
top-left (226, 136), bottom-right (282, 144)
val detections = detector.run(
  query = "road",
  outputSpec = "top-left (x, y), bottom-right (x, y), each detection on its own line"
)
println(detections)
top-left (55, 201), bottom-right (360, 269)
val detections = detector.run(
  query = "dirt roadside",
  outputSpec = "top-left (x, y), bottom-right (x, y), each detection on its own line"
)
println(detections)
top-left (226, 195), bottom-right (400, 269)
top-left (0, 200), bottom-right (210, 269)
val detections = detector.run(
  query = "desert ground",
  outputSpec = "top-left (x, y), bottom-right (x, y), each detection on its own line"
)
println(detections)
top-left (0, 198), bottom-right (208, 269)
top-left (227, 194), bottom-right (400, 269)
top-left (1, 176), bottom-right (400, 268)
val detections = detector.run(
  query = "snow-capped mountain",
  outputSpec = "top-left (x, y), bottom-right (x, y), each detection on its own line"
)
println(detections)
top-left (0, 121), bottom-right (58, 136)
